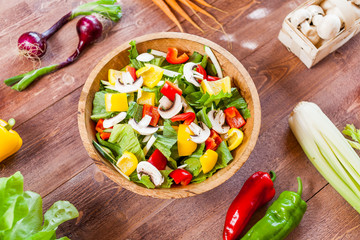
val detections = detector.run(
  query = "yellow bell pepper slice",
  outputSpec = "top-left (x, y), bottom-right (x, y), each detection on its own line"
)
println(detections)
top-left (108, 69), bottom-right (123, 85)
top-left (200, 149), bottom-right (218, 174)
top-left (178, 124), bottom-right (197, 156)
top-left (227, 128), bottom-right (244, 151)
top-left (0, 119), bottom-right (22, 162)
top-left (137, 91), bottom-right (156, 106)
top-left (116, 151), bottom-right (138, 176)
top-left (105, 93), bottom-right (128, 112)
top-left (201, 76), bottom-right (231, 95)
top-left (136, 64), bottom-right (164, 88)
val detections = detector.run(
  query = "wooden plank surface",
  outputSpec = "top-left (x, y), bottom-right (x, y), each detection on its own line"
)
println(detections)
top-left (1, 0), bottom-right (360, 239)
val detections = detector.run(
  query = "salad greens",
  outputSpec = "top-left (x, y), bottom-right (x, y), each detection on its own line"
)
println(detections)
top-left (0, 172), bottom-right (78, 240)
top-left (91, 40), bottom-right (251, 189)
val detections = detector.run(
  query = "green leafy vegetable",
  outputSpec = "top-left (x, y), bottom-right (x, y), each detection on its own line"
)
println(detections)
top-left (188, 51), bottom-right (203, 63)
top-left (186, 90), bottom-right (231, 109)
top-left (184, 143), bottom-right (205, 177)
top-left (149, 57), bottom-right (166, 67)
top-left (162, 64), bottom-right (183, 72)
top-left (221, 88), bottom-right (251, 119)
top-left (91, 91), bottom-right (114, 121)
top-left (128, 40), bottom-right (139, 59)
top-left (206, 62), bottom-right (217, 76)
top-left (196, 107), bottom-right (212, 128)
top-left (167, 157), bottom-right (178, 169)
top-left (343, 124), bottom-right (360, 149)
top-left (153, 121), bottom-right (177, 158)
top-left (96, 133), bottom-right (122, 157)
top-left (126, 102), bottom-right (143, 122)
top-left (0, 172), bottom-right (78, 240)
top-left (159, 170), bottom-right (174, 188)
top-left (109, 124), bottom-right (145, 161)
top-left (200, 54), bottom-right (208, 69)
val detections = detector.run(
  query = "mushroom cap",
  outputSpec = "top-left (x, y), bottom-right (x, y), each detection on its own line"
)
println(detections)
top-left (208, 110), bottom-right (230, 134)
top-left (306, 5), bottom-right (324, 17)
top-left (137, 161), bottom-right (164, 187)
top-left (183, 62), bottom-right (200, 87)
top-left (290, 8), bottom-right (312, 27)
top-left (317, 14), bottom-right (341, 40)
top-left (128, 118), bottom-right (159, 135)
top-left (103, 112), bottom-right (127, 128)
top-left (115, 76), bottom-right (143, 93)
top-left (320, 0), bottom-right (335, 11)
top-left (158, 94), bottom-right (182, 119)
top-left (189, 122), bottom-right (211, 144)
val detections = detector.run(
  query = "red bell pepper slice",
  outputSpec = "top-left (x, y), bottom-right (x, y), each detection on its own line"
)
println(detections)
top-left (169, 169), bottom-right (193, 186)
top-left (100, 132), bottom-right (111, 140)
top-left (205, 129), bottom-right (223, 151)
top-left (126, 66), bottom-right (137, 81)
top-left (196, 64), bottom-right (207, 81)
top-left (95, 119), bottom-right (105, 133)
top-left (207, 75), bottom-right (220, 81)
top-left (224, 107), bottom-right (246, 129)
top-left (142, 104), bottom-right (160, 127)
top-left (166, 47), bottom-right (189, 64)
top-left (170, 112), bottom-right (196, 125)
top-left (160, 81), bottom-right (182, 102)
top-left (148, 149), bottom-right (167, 170)
top-left (223, 171), bottom-right (276, 240)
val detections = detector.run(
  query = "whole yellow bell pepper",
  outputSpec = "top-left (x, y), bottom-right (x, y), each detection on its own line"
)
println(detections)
top-left (178, 124), bottom-right (197, 156)
top-left (0, 118), bottom-right (22, 162)
top-left (200, 149), bottom-right (218, 174)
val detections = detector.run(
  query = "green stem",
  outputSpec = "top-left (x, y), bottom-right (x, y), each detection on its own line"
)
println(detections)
top-left (270, 170), bottom-right (276, 182)
top-left (4, 72), bottom-right (32, 86)
top-left (11, 64), bottom-right (58, 91)
top-left (72, 0), bottom-right (122, 22)
top-left (297, 177), bottom-right (303, 196)
top-left (5, 118), bottom-right (15, 131)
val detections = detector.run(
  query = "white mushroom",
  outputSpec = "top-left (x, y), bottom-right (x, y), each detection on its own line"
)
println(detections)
top-left (138, 115), bottom-right (152, 128)
top-left (290, 8), bottom-right (320, 45)
top-left (103, 112), bottom-right (127, 128)
top-left (188, 122), bottom-right (211, 144)
top-left (320, 0), bottom-right (335, 11)
top-left (183, 62), bottom-right (201, 87)
top-left (158, 94), bottom-right (182, 119)
top-left (115, 76), bottom-right (143, 93)
top-left (326, 7), bottom-right (345, 28)
top-left (306, 5), bottom-right (325, 26)
top-left (136, 53), bottom-right (155, 62)
top-left (159, 96), bottom-right (173, 110)
top-left (128, 117), bottom-right (159, 135)
top-left (351, 0), bottom-right (360, 5)
top-left (137, 161), bottom-right (164, 187)
top-left (290, 8), bottom-right (311, 28)
top-left (317, 14), bottom-right (341, 40)
top-left (207, 110), bottom-right (230, 134)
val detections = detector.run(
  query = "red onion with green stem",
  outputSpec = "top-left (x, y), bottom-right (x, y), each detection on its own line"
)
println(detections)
top-left (18, 0), bottom-right (121, 59)
top-left (6, 13), bottom-right (118, 91)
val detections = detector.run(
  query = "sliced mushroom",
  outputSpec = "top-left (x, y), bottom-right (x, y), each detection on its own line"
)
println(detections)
top-left (128, 117), bottom-right (159, 135)
top-left (208, 110), bottom-right (230, 134)
top-left (115, 76), bottom-right (143, 93)
top-left (103, 112), bottom-right (127, 128)
top-left (121, 71), bottom-right (134, 85)
top-left (136, 53), bottom-right (155, 62)
top-left (317, 14), bottom-right (341, 40)
top-left (183, 62), bottom-right (200, 87)
top-left (138, 115), bottom-right (152, 128)
top-left (159, 96), bottom-right (173, 110)
top-left (188, 122), bottom-right (211, 144)
top-left (158, 94), bottom-right (182, 119)
top-left (137, 161), bottom-right (164, 187)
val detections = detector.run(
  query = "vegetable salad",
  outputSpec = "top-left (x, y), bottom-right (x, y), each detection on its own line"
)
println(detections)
top-left (91, 40), bottom-right (251, 189)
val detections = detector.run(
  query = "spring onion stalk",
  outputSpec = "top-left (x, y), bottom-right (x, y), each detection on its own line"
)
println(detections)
top-left (289, 101), bottom-right (360, 213)
top-left (204, 45), bottom-right (223, 78)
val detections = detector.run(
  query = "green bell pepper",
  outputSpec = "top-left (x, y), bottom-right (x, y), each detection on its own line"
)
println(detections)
top-left (241, 177), bottom-right (307, 240)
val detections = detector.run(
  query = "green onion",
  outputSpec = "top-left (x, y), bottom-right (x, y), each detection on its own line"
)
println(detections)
top-left (289, 101), bottom-right (360, 213)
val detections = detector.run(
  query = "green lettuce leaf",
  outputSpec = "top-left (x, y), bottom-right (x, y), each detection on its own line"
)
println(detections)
top-left (159, 170), bottom-right (173, 188)
top-left (196, 107), bottom-right (212, 128)
top-left (188, 51), bottom-right (203, 63)
top-left (186, 90), bottom-right (232, 109)
top-left (96, 133), bottom-right (122, 157)
top-left (42, 201), bottom-right (79, 232)
top-left (153, 121), bottom-right (177, 159)
top-left (109, 124), bottom-right (145, 162)
top-left (221, 88), bottom-right (251, 120)
top-left (184, 143), bottom-right (205, 177)
top-left (90, 91), bottom-right (114, 121)
top-left (130, 173), bottom-right (155, 189)
top-left (128, 40), bottom-right (139, 59)
top-left (126, 102), bottom-right (143, 122)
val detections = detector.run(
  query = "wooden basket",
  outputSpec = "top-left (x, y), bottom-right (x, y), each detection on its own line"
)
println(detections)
top-left (78, 32), bottom-right (261, 199)
top-left (278, 0), bottom-right (360, 68)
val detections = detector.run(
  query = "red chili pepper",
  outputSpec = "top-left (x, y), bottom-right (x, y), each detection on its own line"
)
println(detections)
top-left (100, 132), bottom-right (111, 140)
top-left (166, 47), bottom-right (189, 64)
top-left (207, 75), bottom-right (220, 81)
top-left (205, 129), bottom-right (223, 151)
top-left (224, 107), bottom-right (246, 129)
top-left (170, 112), bottom-right (196, 125)
top-left (169, 169), bottom-right (193, 186)
top-left (142, 104), bottom-right (160, 127)
top-left (148, 149), bottom-right (167, 170)
top-left (196, 64), bottom-right (207, 81)
top-left (126, 66), bottom-right (137, 81)
top-left (160, 80), bottom-right (182, 102)
top-left (223, 171), bottom-right (276, 240)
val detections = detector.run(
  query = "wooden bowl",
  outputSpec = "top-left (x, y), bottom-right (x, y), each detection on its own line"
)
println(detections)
top-left (78, 32), bottom-right (261, 199)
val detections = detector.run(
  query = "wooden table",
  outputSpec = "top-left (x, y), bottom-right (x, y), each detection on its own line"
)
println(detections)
top-left (1, 0), bottom-right (360, 239)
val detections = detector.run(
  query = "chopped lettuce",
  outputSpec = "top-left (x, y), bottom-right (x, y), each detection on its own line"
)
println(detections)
top-left (0, 172), bottom-right (78, 240)
top-left (200, 54), bottom-right (208, 69)
top-left (153, 121), bottom-right (177, 158)
top-left (184, 143), bottom-right (205, 177)
top-left (96, 133), bottom-right (122, 157)
top-left (149, 57), bottom-right (165, 67)
top-left (186, 90), bottom-right (232, 109)
top-left (109, 124), bottom-right (145, 161)
top-left (159, 170), bottom-right (174, 188)
top-left (221, 88), bottom-right (251, 119)
top-left (188, 51), bottom-right (203, 63)
top-left (196, 107), bottom-right (212, 128)
top-left (129, 170), bottom-right (173, 189)
top-left (162, 64), bottom-right (183, 72)
top-left (128, 40), bottom-right (139, 59)
top-left (206, 62), bottom-right (217, 76)
top-left (126, 102), bottom-right (143, 122)
top-left (91, 91), bottom-right (114, 121)
top-left (167, 157), bottom-right (178, 169)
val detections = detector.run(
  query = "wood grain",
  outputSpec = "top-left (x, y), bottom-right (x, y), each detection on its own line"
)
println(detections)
top-left (1, 0), bottom-right (360, 238)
